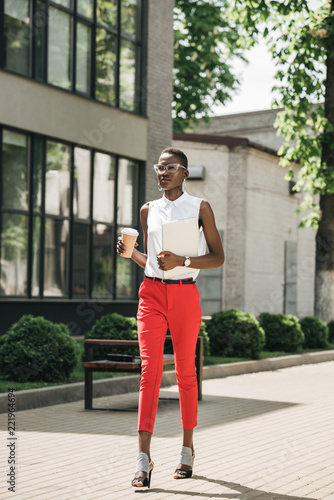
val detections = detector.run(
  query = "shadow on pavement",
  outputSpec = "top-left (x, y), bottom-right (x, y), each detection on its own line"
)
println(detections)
top-left (135, 475), bottom-right (317, 499)
top-left (13, 390), bottom-right (299, 437)
top-left (153, 392), bottom-right (298, 438)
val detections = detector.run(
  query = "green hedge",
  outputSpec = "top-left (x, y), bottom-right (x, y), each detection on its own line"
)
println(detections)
top-left (328, 320), bottom-right (334, 343)
top-left (205, 309), bottom-right (265, 359)
top-left (84, 313), bottom-right (139, 359)
top-left (0, 315), bottom-right (77, 382)
top-left (259, 313), bottom-right (304, 352)
top-left (299, 316), bottom-right (328, 349)
top-left (86, 313), bottom-right (210, 359)
top-left (199, 322), bottom-right (210, 356)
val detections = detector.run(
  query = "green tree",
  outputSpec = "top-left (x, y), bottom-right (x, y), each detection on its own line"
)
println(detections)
top-left (231, 0), bottom-right (334, 322)
top-left (173, 0), bottom-right (245, 132)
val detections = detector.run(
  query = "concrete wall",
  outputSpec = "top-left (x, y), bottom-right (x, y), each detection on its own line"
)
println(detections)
top-left (172, 140), bottom-right (228, 314)
top-left (244, 148), bottom-right (315, 316)
top-left (296, 217), bottom-right (317, 318)
top-left (172, 140), bottom-right (229, 229)
top-left (194, 109), bottom-right (283, 152)
top-left (173, 138), bottom-right (316, 317)
top-left (0, 71), bottom-right (147, 160)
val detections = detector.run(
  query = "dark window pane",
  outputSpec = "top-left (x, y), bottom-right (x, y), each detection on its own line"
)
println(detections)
top-left (73, 223), bottom-right (89, 297)
top-left (48, 7), bottom-right (72, 89)
top-left (121, 0), bottom-right (138, 38)
top-left (46, 141), bottom-right (71, 216)
top-left (0, 213), bottom-right (28, 296)
top-left (95, 28), bottom-right (116, 104)
top-left (31, 216), bottom-right (41, 296)
top-left (35, 0), bottom-right (46, 80)
top-left (96, 0), bottom-right (117, 28)
top-left (33, 136), bottom-right (43, 212)
top-left (77, 0), bottom-right (93, 18)
top-left (92, 223), bottom-right (113, 298)
top-left (4, 0), bottom-right (31, 75)
top-left (117, 158), bottom-right (138, 226)
top-left (116, 254), bottom-right (136, 299)
top-left (76, 22), bottom-right (91, 94)
top-left (93, 152), bottom-right (115, 223)
top-left (2, 129), bottom-right (29, 211)
top-left (119, 39), bottom-right (136, 111)
top-left (44, 218), bottom-right (69, 297)
top-left (74, 148), bottom-right (91, 219)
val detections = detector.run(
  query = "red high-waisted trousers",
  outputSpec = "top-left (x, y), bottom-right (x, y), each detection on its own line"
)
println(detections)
top-left (136, 277), bottom-right (202, 433)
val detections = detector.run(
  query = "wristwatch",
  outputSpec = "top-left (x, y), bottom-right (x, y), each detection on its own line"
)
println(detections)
top-left (183, 256), bottom-right (191, 267)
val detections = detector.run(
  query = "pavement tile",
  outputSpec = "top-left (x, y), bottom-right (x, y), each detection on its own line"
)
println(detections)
top-left (1, 361), bottom-right (334, 499)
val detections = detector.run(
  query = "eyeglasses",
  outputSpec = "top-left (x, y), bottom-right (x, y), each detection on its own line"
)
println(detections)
top-left (153, 163), bottom-right (187, 174)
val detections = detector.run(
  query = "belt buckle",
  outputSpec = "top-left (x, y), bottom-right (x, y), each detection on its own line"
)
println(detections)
top-left (161, 278), bottom-right (167, 284)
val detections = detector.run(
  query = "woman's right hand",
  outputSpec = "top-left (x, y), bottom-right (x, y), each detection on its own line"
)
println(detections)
top-left (116, 236), bottom-right (138, 256)
top-left (116, 236), bottom-right (126, 255)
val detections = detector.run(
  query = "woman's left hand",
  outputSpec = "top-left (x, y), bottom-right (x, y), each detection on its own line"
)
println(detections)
top-left (156, 251), bottom-right (183, 271)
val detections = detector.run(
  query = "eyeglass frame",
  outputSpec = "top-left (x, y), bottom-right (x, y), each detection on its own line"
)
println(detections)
top-left (153, 163), bottom-right (187, 174)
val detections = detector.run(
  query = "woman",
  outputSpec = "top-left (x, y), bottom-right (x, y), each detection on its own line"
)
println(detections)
top-left (117, 147), bottom-right (224, 488)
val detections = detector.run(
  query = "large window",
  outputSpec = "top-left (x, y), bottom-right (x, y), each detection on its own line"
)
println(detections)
top-left (1, 0), bottom-right (143, 113)
top-left (0, 127), bottom-right (141, 299)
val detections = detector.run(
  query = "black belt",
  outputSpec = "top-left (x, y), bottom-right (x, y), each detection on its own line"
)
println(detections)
top-left (145, 276), bottom-right (196, 285)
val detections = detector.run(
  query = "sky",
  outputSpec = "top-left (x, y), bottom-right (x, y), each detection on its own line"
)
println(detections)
top-left (214, 0), bottom-right (324, 117)
top-left (213, 42), bottom-right (278, 116)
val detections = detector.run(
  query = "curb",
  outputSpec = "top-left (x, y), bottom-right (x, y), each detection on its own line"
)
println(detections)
top-left (202, 350), bottom-right (334, 379)
top-left (1, 350), bottom-right (333, 414)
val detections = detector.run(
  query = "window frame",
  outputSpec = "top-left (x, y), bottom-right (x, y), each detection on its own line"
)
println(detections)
top-left (0, 125), bottom-right (142, 301)
top-left (0, 0), bottom-right (145, 114)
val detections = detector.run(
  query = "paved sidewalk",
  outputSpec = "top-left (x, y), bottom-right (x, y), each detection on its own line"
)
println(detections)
top-left (1, 362), bottom-right (334, 500)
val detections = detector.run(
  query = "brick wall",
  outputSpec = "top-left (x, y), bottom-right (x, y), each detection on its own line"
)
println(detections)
top-left (145, 0), bottom-right (175, 202)
top-left (224, 147), bottom-right (248, 310)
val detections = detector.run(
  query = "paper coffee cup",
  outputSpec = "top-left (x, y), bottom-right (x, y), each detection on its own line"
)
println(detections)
top-left (121, 228), bottom-right (139, 258)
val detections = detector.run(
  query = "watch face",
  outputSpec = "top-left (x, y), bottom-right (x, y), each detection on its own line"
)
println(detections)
top-left (184, 257), bottom-right (191, 267)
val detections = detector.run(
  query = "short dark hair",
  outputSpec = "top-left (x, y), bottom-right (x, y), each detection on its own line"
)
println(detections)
top-left (160, 147), bottom-right (188, 169)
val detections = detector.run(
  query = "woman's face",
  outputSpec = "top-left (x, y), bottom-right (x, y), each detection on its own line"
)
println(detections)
top-left (156, 153), bottom-right (188, 191)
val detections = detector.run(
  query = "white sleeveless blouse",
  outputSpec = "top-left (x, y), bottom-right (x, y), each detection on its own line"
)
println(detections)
top-left (144, 191), bottom-right (207, 280)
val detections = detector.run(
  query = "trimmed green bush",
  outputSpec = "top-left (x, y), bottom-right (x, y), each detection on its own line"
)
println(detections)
top-left (299, 316), bottom-right (328, 349)
top-left (259, 313), bottom-right (304, 352)
top-left (205, 309), bottom-right (265, 359)
top-left (328, 320), bottom-right (334, 343)
top-left (199, 322), bottom-right (210, 356)
top-left (85, 313), bottom-right (210, 360)
top-left (0, 315), bottom-right (77, 382)
top-left (84, 313), bottom-right (139, 359)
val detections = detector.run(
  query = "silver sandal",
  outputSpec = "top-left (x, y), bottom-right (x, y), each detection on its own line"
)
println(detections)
top-left (131, 452), bottom-right (154, 488)
top-left (174, 445), bottom-right (195, 479)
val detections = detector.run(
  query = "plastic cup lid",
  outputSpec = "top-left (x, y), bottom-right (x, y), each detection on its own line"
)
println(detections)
top-left (121, 227), bottom-right (139, 236)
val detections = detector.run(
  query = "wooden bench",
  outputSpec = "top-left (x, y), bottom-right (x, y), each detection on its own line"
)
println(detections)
top-left (83, 335), bottom-right (204, 410)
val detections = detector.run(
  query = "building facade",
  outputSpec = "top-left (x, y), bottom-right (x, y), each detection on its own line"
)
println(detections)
top-left (194, 108), bottom-right (282, 151)
top-left (174, 132), bottom-right (316, 319)
top-left (0, 0), bottom-right (175, 334)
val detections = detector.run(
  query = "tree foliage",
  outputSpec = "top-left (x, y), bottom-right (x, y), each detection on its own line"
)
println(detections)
top-left (230, 0), bottom-right (334, 227)
top-left (173, 0), bottom-right (245, 132)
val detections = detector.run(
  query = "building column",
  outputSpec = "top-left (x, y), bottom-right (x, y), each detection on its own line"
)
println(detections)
top-left (224, 146), bottom-right (247, 311)
top-left (145, 0), bottom-right (175, 201)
